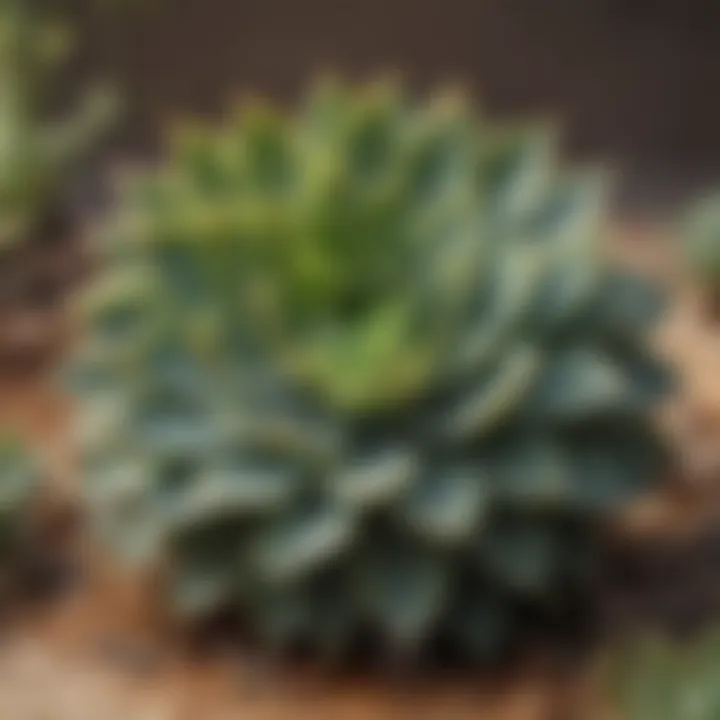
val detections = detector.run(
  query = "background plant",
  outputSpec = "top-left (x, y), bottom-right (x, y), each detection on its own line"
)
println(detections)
top-left (609, 628), bottom-right (720, 720)
top-left (0, 436), bottom-right (39, 589)
top-left (684, 193), bottom-right (720, 319)
top-left (0, 0), bottom-right (116, 251)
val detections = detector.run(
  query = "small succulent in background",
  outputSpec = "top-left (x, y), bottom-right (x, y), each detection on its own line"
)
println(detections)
top-left (609, 629), bottom-right (720, 720)
top-left (0, 0), bottom-right (117, 251)
top-left (73, 81), bottom-right (673, 664)
top-left (684, 194), bottom-right (720, 320)
top-left (0, 436), bottom-right (40, 590)
top-left (0, 0), bottom-right (117, 361)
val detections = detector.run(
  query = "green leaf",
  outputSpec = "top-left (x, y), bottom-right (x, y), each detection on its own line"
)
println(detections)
top-left (154, 241), bottom-right (208, 306)
top-left (250, 571), bottom-right (355, 655)
top-left (443, 344), bottom-right (542, 440)
top-left (74, 395), bottom-right (131, 459)
top-left (169, 120), bottom-right (227, 190)
top-left (448, 590), bottom-right (509, 658)
top-left (570, 416), bottom-right (673, 511)
top-left (596, 272), bottom-right (666, 336)
top-left (401, 466), bottom-right (490, 544)
top-left (310, 597), bottom-right (355, 659)
top-left (492, 438), bottom-right (570, 505)
top-left (533, 260), bottom-right (598, 333)
top-left (85, 458), bottom-right (149, 507)
top-left (621, 348), bottom-right (675, 408)
top-left (253, 503), bottom-right (356, 584)
top-left (0, 440), bottom-right (37, 512)
top-left (237, 416), bottom-right (341, 467)
top-left (97, 507), bottom-right (163, 569)
top-left (163, 465), bottom-right (298, 529)
top-left (64, 348), bottom-right (118, 396)
top-left (251, 588), bottom-right (314, 648)
top-left (171, 562), bottom-right (238, 619)
top-left (144, 343), bottom-right (212, 398)
top-left (134, 387), bottom-right (219, 454)
top-left (685, 196), bottom-right (720, 284)
top-left (240, 101), bottom-right (295, 194)
top-left (333, 447), bottom-right (417, 508)
top-left (530, 172), bottom-right (605, 244)
top-left (610, 630), bottom-right (720, 720)
top-left (531, 176), bottom-right (605, 330)
top-left (302, 78), bottom-right (352, 140)
top-left (529, 348), bottom-right (627, 420)
top-left (408, 92), bottom-right (474, 203)
top-left (486, 129), bottom-right (556, 224)
top-left (289, 300), bottom-right (435, 412)
top-left (571, 442), bottom-right (655, 510)
top-left (452, 243), bottom-right (552, 375)
top-left (357, 548), bottom-right (449, 649)
top-left (480, 520), bottom-right (558, 595)
top-left (346, 93), bottom-right (398, 182)
top-left (81, 269), bottom-right (158, 346)
top-left (151, 455), bottom-right (199, 501)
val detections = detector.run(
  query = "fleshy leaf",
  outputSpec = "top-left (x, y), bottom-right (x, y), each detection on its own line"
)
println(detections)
top-left (596, 272), bottom-right (666, 336)
top-left (448, 590), bottom-right (509, 658)
top-left (334, 447), bottom-right (417, 508)
top-left (401, 466), bottom-right (489, 544)
top-left (480, 520), bottom-right (558, 595)
top-left (133, 387), bottom-right (220, 454)
top-left (357, 547), bottom-right (449, 649)
top-left (492, 438), bottom-right (570, 505)
top-left (251, 588), bottom-right (314, 648)
top-left (171, 562), bottom-right (238, 619)
top-left (253, 503), bottom-right (357, 584)
top-left (570, 432), bottom-right (662, 510)
top-left (486, 129), bottom-right (556, 224)
top-left (529, 348), bottom-right (627, 420)
top-left (163, 466), bottom-right (298, 529)
top-left (443, 344), bottom-right (542, 439)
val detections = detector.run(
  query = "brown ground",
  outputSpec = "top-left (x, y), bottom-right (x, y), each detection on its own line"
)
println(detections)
top-left (0, 222), bottom-right (717, 720)
top-left (0, 229), bottom-right (86, 369)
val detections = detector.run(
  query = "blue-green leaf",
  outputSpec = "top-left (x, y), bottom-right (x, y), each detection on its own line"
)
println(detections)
top-left (357, 548), bottom-right (449, 649)
top-left (443, 344), bottom-right (542, 439)
top-left (493, 438), bottom-right (570, 505)
top-left (333, 447), bottom-right (417, 508)
top-left (163, 466), bottom-right (298, 529)
top-left (401, 466), bottom-right (490, 544)
top-left (480, 520), bottom-right (558, 595)
top-left (253, 504), bottom-right (356, 584)
top-left (529, 349), bottom-right (626, 420)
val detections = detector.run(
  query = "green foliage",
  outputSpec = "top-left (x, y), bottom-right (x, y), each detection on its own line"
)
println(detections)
top-left (0, 0), bottom-right (117, 250)
top-left (0, 436), bottom-right (38, 569)
top-left (610, 629), bottom-right (720, 720)
top-left (684, 194), bottom-right (720, 295)
top-left (74, 81), bottom-right (673, 662)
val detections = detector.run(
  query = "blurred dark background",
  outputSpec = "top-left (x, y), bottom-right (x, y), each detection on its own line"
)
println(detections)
top-left (69, 0), bottom-right (720, 214)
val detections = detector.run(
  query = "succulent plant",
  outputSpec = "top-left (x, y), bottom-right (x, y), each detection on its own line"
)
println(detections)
top-left (609, 629), bottom-right (720, 720)
top-left (0, 0), bottom-right (116, 251)
top-left (684, 194), bottom-right (720, 315)
top-left (0, 436), bottom-right (38, 580)
top-left (73, 81), bottom-right (673, 662)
